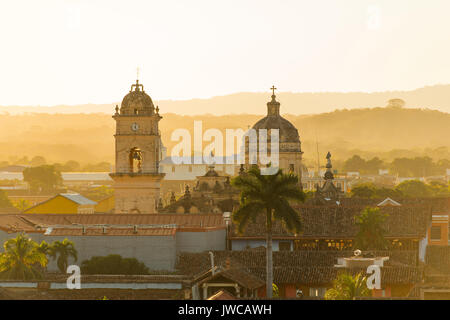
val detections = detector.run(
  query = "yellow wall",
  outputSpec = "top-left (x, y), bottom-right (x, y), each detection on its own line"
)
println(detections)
top-left (24, 195), bottom-right (79, 214)
top-left (95, 195), bottom-right (115, 213)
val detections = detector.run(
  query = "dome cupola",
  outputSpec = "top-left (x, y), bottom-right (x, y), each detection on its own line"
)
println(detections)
top-left (119, 80), bottom-right (155, 116)
top-left (250, 86), bottom-right (302, 152)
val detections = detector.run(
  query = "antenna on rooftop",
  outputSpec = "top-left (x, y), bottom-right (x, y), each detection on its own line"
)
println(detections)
top-left (315, 131), bottom-right (320, 177)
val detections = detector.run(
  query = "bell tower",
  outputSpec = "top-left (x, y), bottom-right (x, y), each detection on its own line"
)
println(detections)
top-left (109, 79), bottom-right (165, 214)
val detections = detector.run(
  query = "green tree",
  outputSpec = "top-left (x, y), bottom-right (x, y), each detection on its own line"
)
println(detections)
top-left (22, 165), bottom-right (63, 193)
top-left (63, 160), bottom-right (81, 172)
top-left (30, 156), bottom-right (47, 167)
top-left (390, 157), bottom-right (435, 177)
top-left (351, 183), bottom-right (404, 199)
top-left (83, 185), bottom-right (114, 201)
top-left (374, 187), bottom-right (403, 199)
top-left (390, 158), bottom-right (414, 177)
top-left (48, 238), bottom-right (78, 273)
top-left (13, 199), bottom-right (31, 211)
top-left (365, 157), bottom-right (384, 174)
top-left (343, 155), bottom-right (366, 173)
top-left (0, 190), bottom-right (13, 208)
top-left (395, 180), bottom-right (432, 198)
top-left (272, 283), bottom-right (279, 298)
top-left (324, 272), bottom-right (371, 300)
top-left (37, 240), bottom-right (51, 256)
top-left (0, 234), bottom-right (48, 280)
top-left (14, 156), bottom-right (30, 166)
top-left (350, 183), bottom-right (377, 198)
top-left (81, 254), bottom-right (149, 275)
top-left (231, 166), bottom-right (304, 298)
top-left (436, 159), bottom-right (450, 175)
top-left (82, 162), bottom-right (111, 172)
top-left (354, 207), bottom-right (389, 250)
top-left (428, 181), bottom-right (450, 197)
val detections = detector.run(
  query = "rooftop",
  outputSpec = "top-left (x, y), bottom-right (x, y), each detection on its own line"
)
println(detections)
top-left (231, 204), bottom-right (432, 239)
top-left (0, 213), bottom-right (226, 235)
top-left (177, 250), bottom-right (421, 286)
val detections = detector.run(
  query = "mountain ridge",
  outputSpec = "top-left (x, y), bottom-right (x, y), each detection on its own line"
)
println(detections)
top-left (0, 106), bottom-right (449, 165)
top-left (1, 84), bottom-right (449, 115)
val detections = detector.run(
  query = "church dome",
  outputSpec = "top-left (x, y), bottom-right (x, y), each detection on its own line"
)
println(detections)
top-left (252, 113), bottom-right (300, 143)
top-left (250, 89), bottom-right (302, 152)
top-left (120, 80), bottom-right (155, 115)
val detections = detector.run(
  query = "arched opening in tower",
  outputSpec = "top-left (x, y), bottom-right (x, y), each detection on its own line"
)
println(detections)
top-left (129, 147), bottom-right (143, 173)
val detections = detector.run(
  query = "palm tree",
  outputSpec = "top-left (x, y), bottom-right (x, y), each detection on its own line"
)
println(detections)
top-left (49, 238), bottom-right (78, 273)
top-left (354, 207), bottom-right (389, 250)
top-left (0, 233), bottom-right (48, 280)
top-left (324, 272), bottom-right (371, 300)
top-left (38, 240), bottom-right (51, 255)
top-left (231, 166), bottom-right (304, 298)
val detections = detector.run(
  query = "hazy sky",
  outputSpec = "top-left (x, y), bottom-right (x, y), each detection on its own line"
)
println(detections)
top-left (0, 0), bottom-right (449, 106)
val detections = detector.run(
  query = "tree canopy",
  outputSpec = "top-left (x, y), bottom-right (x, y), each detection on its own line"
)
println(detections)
top-left (22, 165), bottom-right (63, 193)
top-left (231, 166), bottom-right (305, 298)
top-left (0, 190), bottom-right (13, 208)
top-left (0, 234), bottom-right (48, 280)
top-left (81, 254), bottom-right (150, 275)
top-left (324, 272), bottom-right (371, 300)
top-left (354, 207), bottom-right (389, 251)
top-left (48, 238), bottom-right (78, 273)
top-left (341, 154), bottom-right (450, 177)
top-left (350, 181), bottom-right (449, 199)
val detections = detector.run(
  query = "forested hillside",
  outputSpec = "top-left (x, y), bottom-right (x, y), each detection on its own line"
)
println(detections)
top-left (0, 107), bottom-right (449, 166)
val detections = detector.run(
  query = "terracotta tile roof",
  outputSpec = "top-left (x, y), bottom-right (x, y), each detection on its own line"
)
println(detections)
top-left (20, 213), bottom-right (225, 230)
top-left (245, 266), bottom-right (422, 285)
top-left (231, 205), bottom-right (432, 239)
top-left (0, 207), bottom-right (20, 215)
top-left (46, 227), bottom-right (177, 237)
top-left (177, 250), bottom-right (418, 273)
top-left (177, 250), bottom-right (421, 285)
top-left (0, 215), bottom-right (40, 233)
top-left (41, 273), bottom-right (188, 283)
top-left (334, 197), bottom-right (449, 213)
top-left (0, 214), bottom-right (226, 235)
top-left (425, 246), bottom-right (450, 276)
top-left (207, 290), bottom-right (237, 300)
top-left (198, 267), bottom-right (265, 290)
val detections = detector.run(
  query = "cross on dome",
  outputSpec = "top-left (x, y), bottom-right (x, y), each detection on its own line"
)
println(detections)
top-left (270, 85), bottom-right (277, 96)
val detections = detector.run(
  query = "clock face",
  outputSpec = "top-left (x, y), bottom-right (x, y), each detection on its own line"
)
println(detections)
top-left (131, 122), bottom-right (139, 131)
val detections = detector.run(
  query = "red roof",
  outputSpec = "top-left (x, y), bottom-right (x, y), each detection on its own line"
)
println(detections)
top-left (22, 213), bottom-right (225, 229)
top-left (47, 227), bottom-right (177, 237)
top-left (0, 214), bottom-right (226, 236)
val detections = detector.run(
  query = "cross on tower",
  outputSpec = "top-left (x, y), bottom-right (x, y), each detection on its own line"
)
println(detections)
top-left (270, 85), bottom-right (277, 96)
top-left (131, 67), bottom-right (144, 92)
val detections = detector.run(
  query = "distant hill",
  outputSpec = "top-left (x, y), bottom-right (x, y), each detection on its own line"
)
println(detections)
top-left (0, 107), bottom-right (449, 166)
top-left (1, 84), bottom-right (450, 115)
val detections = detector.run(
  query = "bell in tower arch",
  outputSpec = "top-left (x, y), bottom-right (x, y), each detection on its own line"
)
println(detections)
top-left (129, 147), bottom-right (143, 173)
